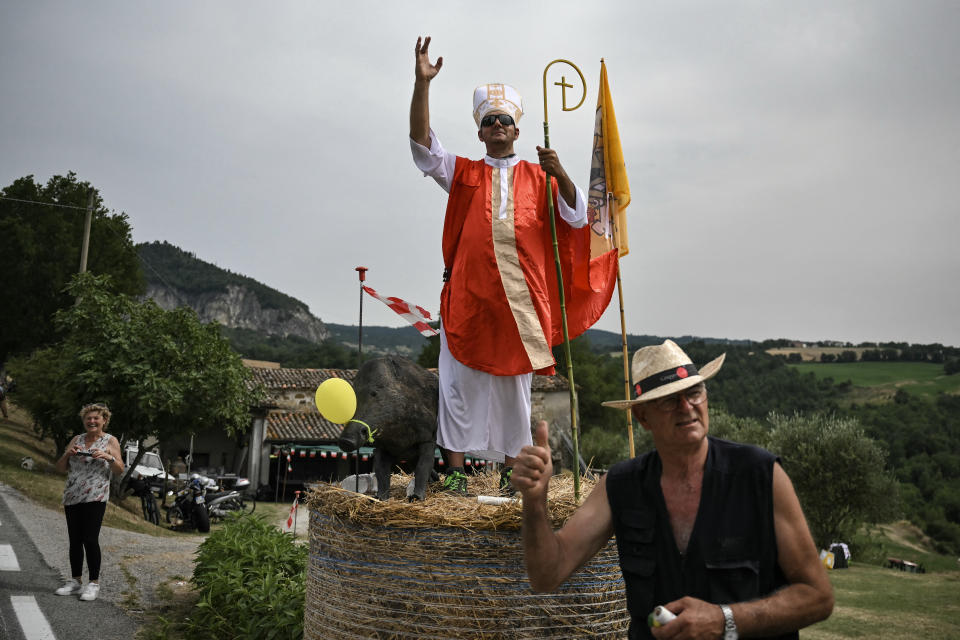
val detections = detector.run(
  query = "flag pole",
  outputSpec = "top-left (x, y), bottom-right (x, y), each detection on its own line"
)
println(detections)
top-left (613, 212), bottom-right (635, 458)
top-left (542, 59), bottom-right (586, 501)
top-left (595, 59), bottom-right (634, 457)
top-left (355, 266), bottom-right (368, 361)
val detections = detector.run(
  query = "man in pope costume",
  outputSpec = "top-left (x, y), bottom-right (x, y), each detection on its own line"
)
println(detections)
top-left (409, 36), bottom-right (615, 495)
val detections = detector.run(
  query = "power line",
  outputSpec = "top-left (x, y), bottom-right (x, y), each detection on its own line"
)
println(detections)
top-left (0, 195), bottom-right (91, 211)
top-left (1, 194), bottom-right (194, 310)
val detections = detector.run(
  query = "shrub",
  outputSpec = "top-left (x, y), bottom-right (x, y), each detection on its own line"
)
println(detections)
top-left (188, 514), bottom-right (306, 640)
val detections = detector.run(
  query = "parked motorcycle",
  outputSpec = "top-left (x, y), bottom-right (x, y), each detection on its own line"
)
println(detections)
top-left (206, 477), bottom-right (256, 520)
top-left (165, 474), bottom-right (210, 532)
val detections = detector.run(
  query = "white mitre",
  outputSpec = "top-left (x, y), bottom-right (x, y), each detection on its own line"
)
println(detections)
top-left (472, 84), bottom-right (523, 128)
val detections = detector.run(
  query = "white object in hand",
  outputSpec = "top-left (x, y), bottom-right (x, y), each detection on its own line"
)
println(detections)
top-left (648, 605), bottom-right (677, 627)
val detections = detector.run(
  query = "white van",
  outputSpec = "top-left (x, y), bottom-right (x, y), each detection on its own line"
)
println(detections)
top-left (124, 445), bottom-right (176, 484)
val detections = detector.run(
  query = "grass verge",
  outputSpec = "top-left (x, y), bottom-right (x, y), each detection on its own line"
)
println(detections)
top-left (804, 563), bottom-right (960, 638)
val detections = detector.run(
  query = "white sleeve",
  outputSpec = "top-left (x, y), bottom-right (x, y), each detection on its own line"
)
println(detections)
top-left (410, 129), bottom-right (456, 193)
top-left (557, 183), bottom-right (589, 229)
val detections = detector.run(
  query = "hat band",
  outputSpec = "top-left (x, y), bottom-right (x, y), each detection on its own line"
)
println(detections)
top-left (634, 364), bottom-right (698, 397)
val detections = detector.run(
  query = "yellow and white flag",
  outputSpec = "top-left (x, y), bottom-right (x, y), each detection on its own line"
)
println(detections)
top-left (587, 59), bottom-right (631, 281)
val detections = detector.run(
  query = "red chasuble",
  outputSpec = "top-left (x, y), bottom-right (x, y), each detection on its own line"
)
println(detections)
top-left (440, 157), bottom-right (618, 376)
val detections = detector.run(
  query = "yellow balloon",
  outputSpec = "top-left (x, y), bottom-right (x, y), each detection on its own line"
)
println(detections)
top-left (314, 378), bottom-right (357, 424)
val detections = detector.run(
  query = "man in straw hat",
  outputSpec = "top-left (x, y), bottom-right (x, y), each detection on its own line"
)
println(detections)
top-left (512, 340), bottom-right (834, 639)
top-left (409, 36), bottom-right (612, 496)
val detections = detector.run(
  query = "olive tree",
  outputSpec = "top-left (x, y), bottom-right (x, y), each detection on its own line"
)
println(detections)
top-left (766, 412), bottom-right (900, 549)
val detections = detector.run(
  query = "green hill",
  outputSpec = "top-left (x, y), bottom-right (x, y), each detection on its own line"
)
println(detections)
top-left (789, 361), bottom-right (960, 400)
top-left (137, 241), bottom-right (308, 313)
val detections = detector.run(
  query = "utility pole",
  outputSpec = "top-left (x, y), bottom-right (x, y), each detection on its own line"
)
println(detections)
top-left (355, 266), bottom-right (368, 360)
top-left (78, 190), bottom-right (95, 273)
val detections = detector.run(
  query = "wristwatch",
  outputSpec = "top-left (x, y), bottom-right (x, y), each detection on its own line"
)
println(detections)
top-left (720, 605), bottom-right (738, 640)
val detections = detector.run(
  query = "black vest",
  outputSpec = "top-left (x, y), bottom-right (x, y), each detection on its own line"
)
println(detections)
top-left (606, 437), bottom-right (797, 640)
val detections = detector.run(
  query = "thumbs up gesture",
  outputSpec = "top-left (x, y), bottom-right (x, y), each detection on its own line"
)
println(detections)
top-left (511, 420), bottom-right (554, 500)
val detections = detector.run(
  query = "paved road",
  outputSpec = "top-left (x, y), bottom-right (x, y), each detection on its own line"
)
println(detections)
top-left (0, 489), bottom-right (139, 640)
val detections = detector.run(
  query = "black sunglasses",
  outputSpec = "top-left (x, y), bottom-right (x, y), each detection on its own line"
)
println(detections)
top-left (480, 113), bottom-right (515, 128)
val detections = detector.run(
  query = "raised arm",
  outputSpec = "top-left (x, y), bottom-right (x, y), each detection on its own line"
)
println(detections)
top-left (410, 36), bottom-right (443, 148)
top-left (512, 421), bottom-right (614, 591)
top-left (653, 463), bottom-right (834, 639)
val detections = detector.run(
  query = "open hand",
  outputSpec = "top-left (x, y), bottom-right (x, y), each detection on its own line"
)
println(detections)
top-left (415, 36), bottom-right (443, 82)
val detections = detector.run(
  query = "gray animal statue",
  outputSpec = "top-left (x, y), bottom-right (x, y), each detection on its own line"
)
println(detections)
top-left (337, 356), bottom-right (439, 501)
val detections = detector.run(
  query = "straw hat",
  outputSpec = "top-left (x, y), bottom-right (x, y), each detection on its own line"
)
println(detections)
top-left (601, 340), bottom-right (725, 409)
top-left (472, 83), bottom-right (523, 128)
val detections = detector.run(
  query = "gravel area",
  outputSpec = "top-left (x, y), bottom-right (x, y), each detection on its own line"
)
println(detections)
top-left (0, 482), bottom-right (204, 613)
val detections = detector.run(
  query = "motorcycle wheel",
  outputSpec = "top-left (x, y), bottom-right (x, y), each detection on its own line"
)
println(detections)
top-left (166, 504), bottom-right (184, 526)
top-left (194, 504), bottom-right (211, 533)
top-left (238, 495), bottom-right (256, 515)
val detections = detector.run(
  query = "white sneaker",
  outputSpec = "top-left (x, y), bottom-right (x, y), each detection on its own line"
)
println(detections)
top-left (55, 579), bottom-right (82, 596)
top-left (79, 582), bottom-right (100, 601)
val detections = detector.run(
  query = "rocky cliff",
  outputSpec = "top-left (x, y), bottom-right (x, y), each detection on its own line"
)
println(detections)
top-left (137, 241), bottom-right (330, 344)
top-left (146, 283), bottom-right (329, 343)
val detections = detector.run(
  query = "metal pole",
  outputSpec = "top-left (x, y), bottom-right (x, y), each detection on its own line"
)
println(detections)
top-left (274, 447), bottom-right (281, 503)
top-left (292, 490), bottom-right (301, 536)
top-left (355, 267), bottom-right (368, 360)
top-left (282, 449), bottom-right (289, 503)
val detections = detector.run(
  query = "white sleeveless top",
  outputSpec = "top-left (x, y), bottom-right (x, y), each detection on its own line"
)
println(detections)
top-left (62, 433), bottom-right (115, 505)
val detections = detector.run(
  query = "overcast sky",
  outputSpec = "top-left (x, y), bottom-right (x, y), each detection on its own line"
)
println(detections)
top-left (3, 1), bottom-right (958, 347)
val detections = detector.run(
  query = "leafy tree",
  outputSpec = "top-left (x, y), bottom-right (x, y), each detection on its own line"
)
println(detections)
top-left (0, 173), bottom-right (144, 363)
top-left (6, 345), bottom-right (80, 455)
top-left (9, 273), bottom-right (261, 488)
top-left (945, 358), bottom-right (960, 376)
top-left (681, 342), bottom-right (843, 419)
top-left (705, 406), bottom-right (771, 446)
top-left (416, 327), bottom-right (441, 369)
top-left (581, 426), bottom-right (630, 469)
top-left (221, 327), bottom-right (359, 369)
top-left (765, 413), bottom-right (900, 549)
top-left (553, 336), bottom-right (626, 435)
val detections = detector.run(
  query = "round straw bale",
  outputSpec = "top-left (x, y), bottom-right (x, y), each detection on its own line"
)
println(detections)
top-left (305, 472), bottom-right (628, 639)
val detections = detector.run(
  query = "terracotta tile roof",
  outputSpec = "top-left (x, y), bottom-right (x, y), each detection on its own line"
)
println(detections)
top-left (247, 367), bottom-right (355, 391)
top-left (246, 364), bottom-right (567, 393)
top-left (265, 410), bottom-right (342, 442)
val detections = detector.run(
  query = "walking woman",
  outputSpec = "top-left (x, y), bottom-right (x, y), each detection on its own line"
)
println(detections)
top-left (53, 402), bottom-right (124, 601)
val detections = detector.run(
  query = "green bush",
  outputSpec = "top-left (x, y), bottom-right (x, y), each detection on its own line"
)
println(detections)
top-left (188, 514), bottom-right (306, 640)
